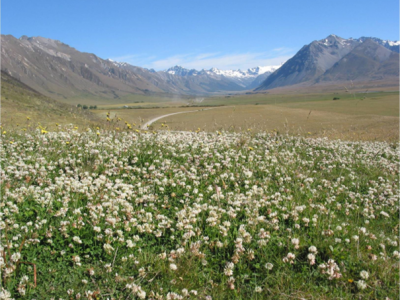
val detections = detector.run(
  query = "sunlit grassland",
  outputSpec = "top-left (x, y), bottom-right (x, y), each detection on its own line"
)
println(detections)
top-left (1, 129), bottom-right (399, 299)
top-left (93, 91), bottom-right (399, 142)
top-left (58, 93), bottom-right (192, 107)
top-left (1, 80), bottom-right (399, 299)
top-left (202, 91), bottom-right (398, 107)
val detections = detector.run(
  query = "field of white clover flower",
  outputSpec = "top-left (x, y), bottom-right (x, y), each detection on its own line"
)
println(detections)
top-left (0, 128), bottom-right (399, 299)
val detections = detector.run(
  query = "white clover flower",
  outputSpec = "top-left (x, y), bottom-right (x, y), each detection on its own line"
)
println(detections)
top-left (103, 243), bottom-right (114, 254)
top-left (393, 251), bottom-right (400, 259)
top-left (0, 288), bottom-right (13, 300)
top-left (137, 289), bottom-right (146, 299)
top-left (72, 236), bottom-right (82, 244)
top-left (255, 286), bottom-right (262, 293)
top-left (170, 264), bottom-right (177, 271)
top-left (224, 262), bottom-right (235, 276)
top-left (291, 238), bottom-right (300, 249)
top-left (307, 253), bottom-right (316, 265)
top-left (20, 276), bottom-right (29, 284)
top-left (265, 263), bottom-right (274, 270)
top-left (10, 252), bottom-right (21, 262)
top-left (308, 246), bottom-right (318, 253)
top-left (356, 280), bottom-right (367, 290)
top-left (283, 253), bottom-right (296, 264)
top-left (360, 270), bottom-right (369, 280)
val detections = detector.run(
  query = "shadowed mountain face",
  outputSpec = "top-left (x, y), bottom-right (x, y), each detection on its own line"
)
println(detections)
top-left (256, 35), bottom-right (399, 90)
top-left (358, 36), bottom-right (400, 53)
top-left (318, 39), bottom-right (399, 82)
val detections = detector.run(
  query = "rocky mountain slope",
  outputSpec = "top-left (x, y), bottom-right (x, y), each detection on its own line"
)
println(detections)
top-left (1, 34), bottom-right (278, 99)
top-left (1, 35), bottom-right (169, 100)
top-left (2, 34), bottom-right (398, 98)
top-left (317, 39), bottom-right (399, 82)
top-left (256, 35), bottom-right (399, 90)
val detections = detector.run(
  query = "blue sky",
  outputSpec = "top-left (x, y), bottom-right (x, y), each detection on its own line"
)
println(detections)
top-left (2, 0), bottom-right (399, 70)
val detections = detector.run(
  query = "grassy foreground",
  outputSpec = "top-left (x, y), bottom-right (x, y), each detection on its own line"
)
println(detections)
top-left (0, 128), bottom-right (399, 299)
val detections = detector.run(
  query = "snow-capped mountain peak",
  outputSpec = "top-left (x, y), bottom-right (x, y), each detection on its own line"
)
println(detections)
top-left (107, 59), bottom-right (130, 68)
top-left (205, 65), bottom-right (281, 79)
top-left (387, 40), bottom-right (400, 46)
top-left (166, 65), bottom-right (199, 76)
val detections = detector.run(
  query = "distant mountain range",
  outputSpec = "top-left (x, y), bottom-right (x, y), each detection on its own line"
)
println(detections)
top-left (1, 34), bottom-right (398, 101)
top-left (163, 65), bottom-right (280, 89)
top-left (256, 35), bottom-right (399, 90)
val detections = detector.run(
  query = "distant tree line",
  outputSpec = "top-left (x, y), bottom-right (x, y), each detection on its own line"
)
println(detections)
top-left (77, 104), bottom-right (97, 109)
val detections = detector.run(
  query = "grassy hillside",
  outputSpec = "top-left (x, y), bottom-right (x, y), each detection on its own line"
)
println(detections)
top-left (1, 71), bottom-right (100, 129)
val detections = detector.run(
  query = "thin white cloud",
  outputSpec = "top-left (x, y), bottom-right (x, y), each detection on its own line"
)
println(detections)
top-left (110, 48), bottom-right (295, 71)
top-left (272, 47), bottom-right (292, 53)
top-left (194, 52), bottom-right (220, 60)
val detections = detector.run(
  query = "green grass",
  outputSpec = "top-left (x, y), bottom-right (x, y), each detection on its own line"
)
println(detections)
top-left (1, 128), bottom-right (399, 299)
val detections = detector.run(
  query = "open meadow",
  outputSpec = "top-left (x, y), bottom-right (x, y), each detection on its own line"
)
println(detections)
top-left (1, 84), bottom-right (399, 299)
top-left (92, 90), bottom-right (399, 142)
top-left (1, 128), bottom-right (399, 299)
top-left (2, 1), bottom-right (400, 299)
